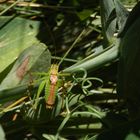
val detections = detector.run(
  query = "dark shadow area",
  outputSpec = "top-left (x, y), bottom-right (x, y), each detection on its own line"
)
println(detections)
top-left (36, 0), bottom-right (100, 59)
top-left (94, 112), bottom-right (140, 140)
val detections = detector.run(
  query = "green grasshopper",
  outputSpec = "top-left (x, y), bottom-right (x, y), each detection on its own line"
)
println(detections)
top-left (33, 29), bottom-right (86, 110)
top-left (33, 64), bottom-right (60, 109)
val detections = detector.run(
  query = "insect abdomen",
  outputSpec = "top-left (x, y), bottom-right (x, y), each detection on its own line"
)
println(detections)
top-left (45, 64), bottom-right (59, 109)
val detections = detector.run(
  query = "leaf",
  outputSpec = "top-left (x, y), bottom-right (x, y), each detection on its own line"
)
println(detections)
top-left (34, 80), bottom-right (46, 109)
top-left (100, 0), bottom-right (116, 46)
top-left (100, 0), bottom-right (128, 46)
top-left (0, 125), bottom-right (5, 140)
top-left (118, 2), bottom-right (140, 37)
top-left (64, 0), bottom-right (128, 73)
top-left (0, 84), bottom-right (29, 104)
top-left (117, 2), bottom-right (140, 118)
top-left (0, 16), bottom-right (42, 73)
top-left (77, 9), bottom-right (93, 20)
top-left (63, 45), bottom-right (119, 73)
top-left (114, 0), bottom-right (129, 30)
top-left (120, 0), bottom-right (138, 5)
top-left (0, 43), bottom-right (48, 90)
top-left (125, 133), bottom-right (140, 140)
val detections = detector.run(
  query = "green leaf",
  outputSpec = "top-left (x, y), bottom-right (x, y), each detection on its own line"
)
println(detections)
top-left (114, 0), bottom-right (129, 29)
top-left (0, 125), bottom-right (5, 140)
top-left (34, 80), bottom-right (46, 109)
top-left (77, 9), bottom-right (93, 20)
top-left (63, 44), bottom-right (119, 73)
top-left (100, 0), bottom-right (128, 46)
top-left (0, 43), bottom-right (47, 90)
top-left (120, 0), bottom-right (138, 5)
top-left (118, 2), bottom-right (140, 37)
top-left (100, 0), bottom-right (116, 46)
top-left (0, 16), bottom-right (41, 73)
top-left (125, 133), bottom-right (140, 140)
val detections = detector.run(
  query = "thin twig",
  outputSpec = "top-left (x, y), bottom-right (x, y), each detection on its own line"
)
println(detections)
top-left (7, 1), bottom-right (75, 9)
top-left (0, 0), bottom-right (21, 16)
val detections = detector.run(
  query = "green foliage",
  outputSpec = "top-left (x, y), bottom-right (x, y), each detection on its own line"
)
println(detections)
top-left (0, 0), bottom-right (140, 140)
top-left (0, 17), bottom-right (42, 73)
top-left (0, 43), bottom-right (48, 90)
top-left (120, 0), bottom-right (138, 5)
top-left (0, 125), bottom-right (5, 140)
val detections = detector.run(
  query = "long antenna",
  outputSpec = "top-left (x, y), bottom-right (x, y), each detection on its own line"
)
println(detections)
top-left (58, 29), bottom-right (86, 66)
